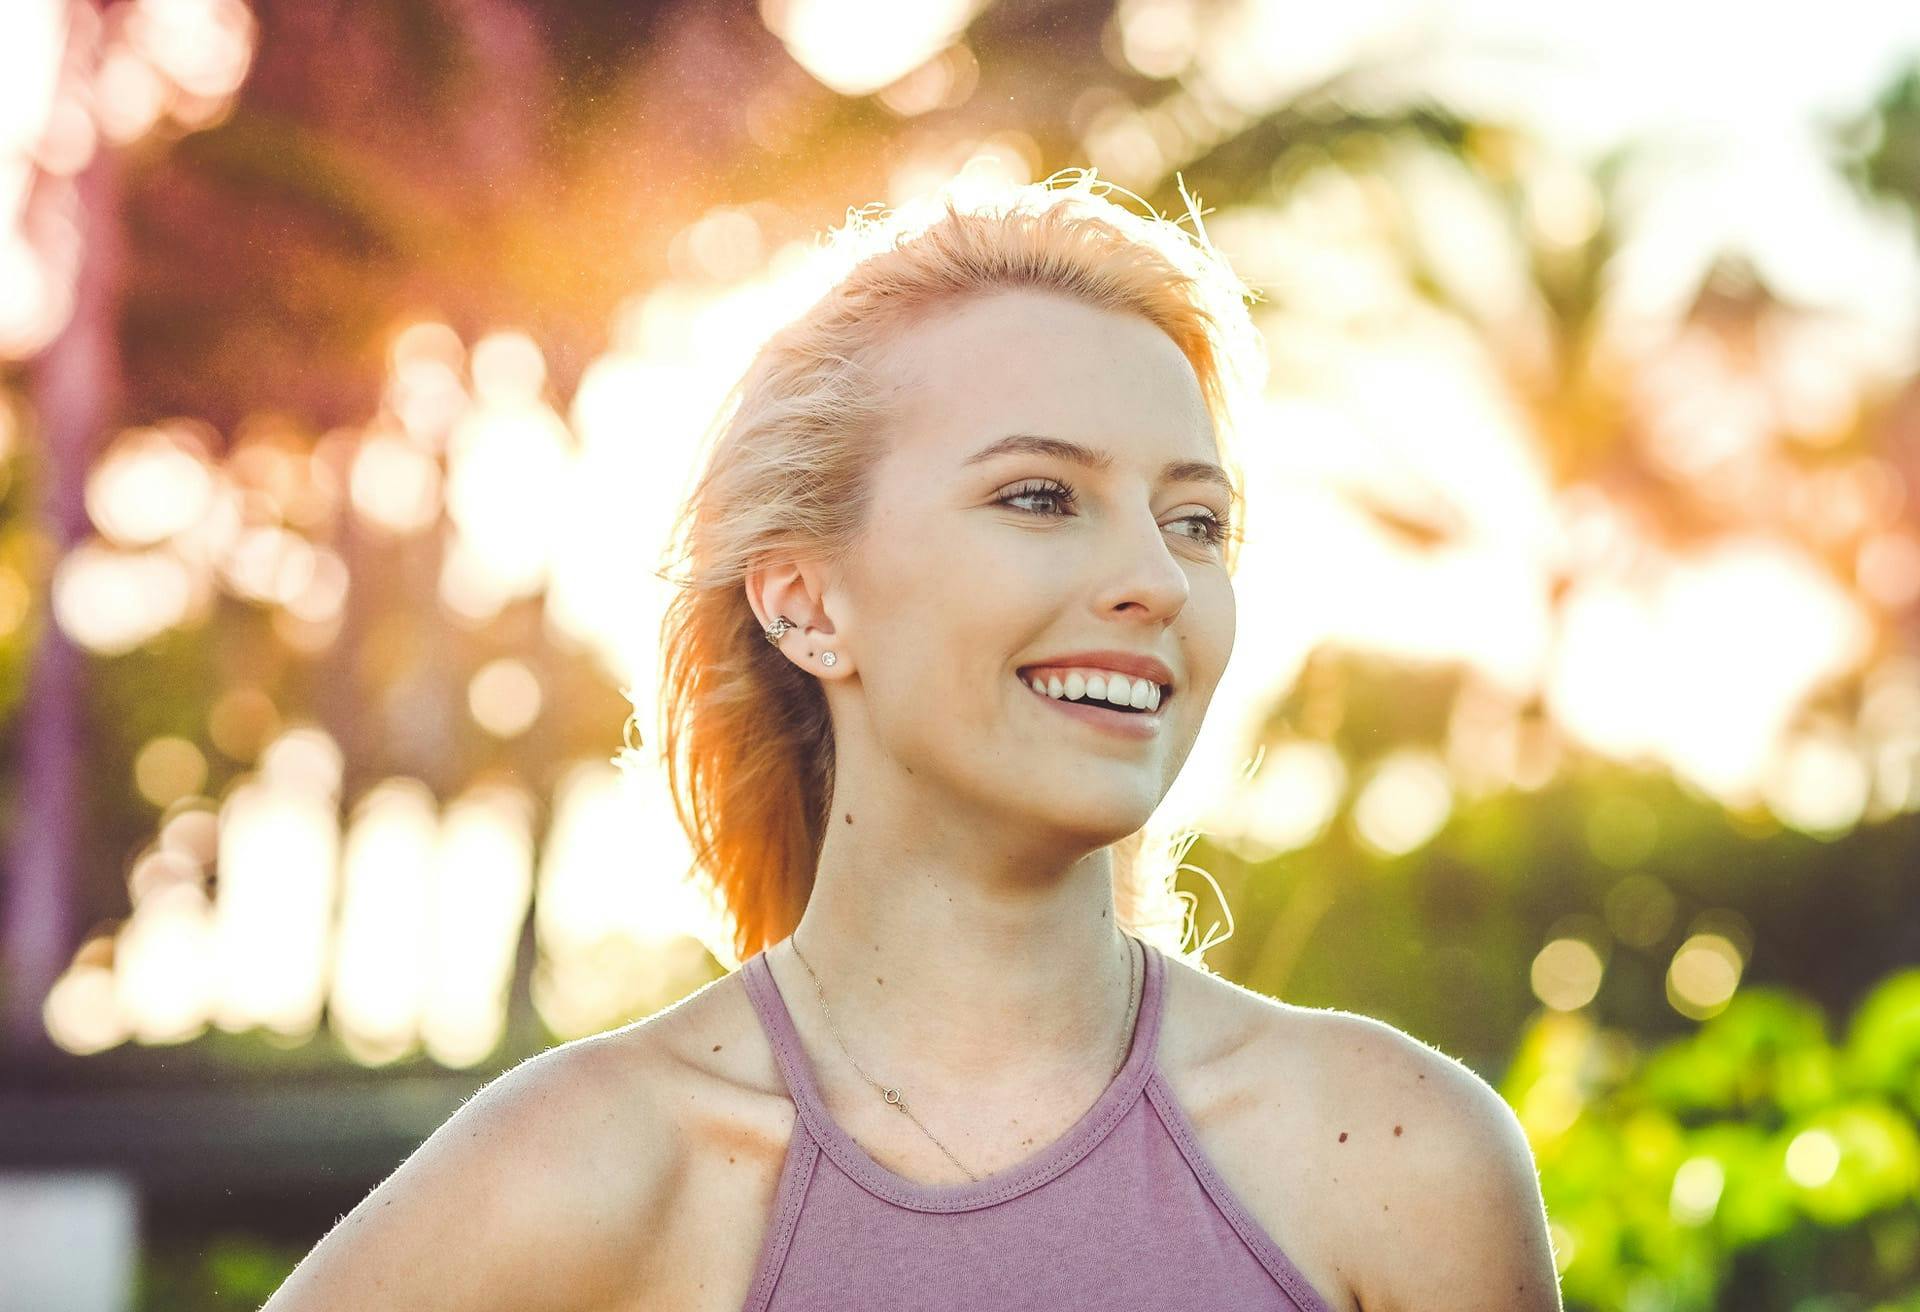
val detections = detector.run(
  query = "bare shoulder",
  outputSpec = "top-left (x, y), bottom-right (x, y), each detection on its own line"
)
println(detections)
top-left (1151, 956), bottom-right (1359, 1310)
top-left (1248, 1001), bottom-right (1563, 1312)
top-left (264, 1022), bottom-right (687, 1312)
top-left (1154, 955), bottom-right (1560, 1311)
top-left (605, 961), bottom-right (803, 1308)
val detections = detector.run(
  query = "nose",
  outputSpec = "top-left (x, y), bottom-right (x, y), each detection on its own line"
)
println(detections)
top-left (1090, 507), bottom-right (1191, 624)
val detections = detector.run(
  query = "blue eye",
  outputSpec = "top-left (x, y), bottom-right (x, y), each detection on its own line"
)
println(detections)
top-left (995, 478), bottom-right (1233, 548)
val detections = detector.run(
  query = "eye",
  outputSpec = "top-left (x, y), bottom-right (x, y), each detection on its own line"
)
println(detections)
top-left (1173, 510), bottom-right (1233, 548)
top-left (997, 478), bottom-right (1078, 517)
top-left (996, 479), bottom-right (1234, 550)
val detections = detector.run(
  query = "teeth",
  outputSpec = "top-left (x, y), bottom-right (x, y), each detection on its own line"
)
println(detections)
top-left (1021, 668), bottom-right (1164, 713)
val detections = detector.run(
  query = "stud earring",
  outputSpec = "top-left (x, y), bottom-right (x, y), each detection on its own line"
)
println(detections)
top-left (764, 615), bottom-right (836, 670)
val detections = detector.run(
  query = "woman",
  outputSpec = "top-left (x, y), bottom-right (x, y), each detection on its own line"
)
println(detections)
top-left (265, 174), bottom-right (1561, 1311)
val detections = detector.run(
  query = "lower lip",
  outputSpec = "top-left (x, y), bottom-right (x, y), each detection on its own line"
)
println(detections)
top-left (1017, 675), bottom-right (1165, 739)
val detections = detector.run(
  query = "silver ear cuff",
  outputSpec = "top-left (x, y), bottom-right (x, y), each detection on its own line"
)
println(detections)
top-left (764, 613), bottom-right (835, 667)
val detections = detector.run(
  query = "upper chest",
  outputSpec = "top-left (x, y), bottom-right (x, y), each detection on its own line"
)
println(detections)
top-left (631, 963), bottom-right (1368, 1312)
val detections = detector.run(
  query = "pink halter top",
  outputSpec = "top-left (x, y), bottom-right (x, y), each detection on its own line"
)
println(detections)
top-left (736, 937), bottom-right (1338, 1311)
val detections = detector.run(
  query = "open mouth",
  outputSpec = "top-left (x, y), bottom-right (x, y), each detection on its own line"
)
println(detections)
top-left (1014, 670), bottom-right (1172, 718)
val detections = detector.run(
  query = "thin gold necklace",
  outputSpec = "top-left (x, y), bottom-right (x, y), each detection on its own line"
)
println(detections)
top-left (787, 931), bottom-right (1142, 1184)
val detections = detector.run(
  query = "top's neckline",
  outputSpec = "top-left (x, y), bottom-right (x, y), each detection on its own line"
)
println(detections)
top-left (740, 935), bottom-right (1166, 1213)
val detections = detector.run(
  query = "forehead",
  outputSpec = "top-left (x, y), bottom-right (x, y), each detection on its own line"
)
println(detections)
top-left (872, 288), bottom-right (1219, 469)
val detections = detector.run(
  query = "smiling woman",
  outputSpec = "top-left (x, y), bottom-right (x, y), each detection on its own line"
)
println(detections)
top-left (262, 171), bottom-right (1562, 1312)
top-left (662, 173), bottom-right (1265, 969)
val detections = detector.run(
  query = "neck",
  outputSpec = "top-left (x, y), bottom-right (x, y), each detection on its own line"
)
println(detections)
top-left (782, 804), bottom-right (1142, 1098)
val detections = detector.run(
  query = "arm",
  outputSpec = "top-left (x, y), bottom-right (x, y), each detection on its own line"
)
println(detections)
top-left (260, 1035), bottom-right (675, 1312)
top-left (1320, 1015), bottom-right (1563, 1312)
top-left (1400, 1068), bottom-right (1562, 1310)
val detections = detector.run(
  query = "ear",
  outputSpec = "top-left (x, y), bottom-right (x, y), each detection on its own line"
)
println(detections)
top-left (744, 557), bottom-right (847, 678)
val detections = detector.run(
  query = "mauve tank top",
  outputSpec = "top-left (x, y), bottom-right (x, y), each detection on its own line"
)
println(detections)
top-left (735, 937), bottom-right (1338, 1312)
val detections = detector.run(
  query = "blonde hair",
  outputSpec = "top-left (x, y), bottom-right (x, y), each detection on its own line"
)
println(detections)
top-left (648, 170), bottom-right (1266, 967)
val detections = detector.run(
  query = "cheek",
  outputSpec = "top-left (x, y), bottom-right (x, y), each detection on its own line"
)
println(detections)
top-left (874, 509), bottom-right (1049, 625)
top-left (1182, 575), bottom-right (1237, 699)
top-left (856, 536), bottom-right (1008, 698)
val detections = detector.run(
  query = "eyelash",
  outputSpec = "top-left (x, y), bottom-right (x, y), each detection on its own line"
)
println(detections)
top-left (996, 478), bottom-right (1234, 549)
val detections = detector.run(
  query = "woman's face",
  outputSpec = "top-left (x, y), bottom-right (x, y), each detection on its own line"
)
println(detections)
top-left (816, 287), bottom-right (1238, 844)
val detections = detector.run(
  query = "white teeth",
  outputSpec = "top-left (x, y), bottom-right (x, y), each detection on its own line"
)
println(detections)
top-left (1020, 667), bottom-right (1165, 713)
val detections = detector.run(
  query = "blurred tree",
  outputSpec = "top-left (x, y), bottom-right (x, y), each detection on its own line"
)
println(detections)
top-left (1509, 969), bottom-right (1920, 1309)
top-left (1, 145), bottom-right (124, 1056)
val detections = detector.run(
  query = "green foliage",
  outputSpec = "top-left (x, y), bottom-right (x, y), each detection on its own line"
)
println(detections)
top-left (134, 1233), bottom-right (304, 1312)
top-left (1509, 972), bottom-right (1920, 1309)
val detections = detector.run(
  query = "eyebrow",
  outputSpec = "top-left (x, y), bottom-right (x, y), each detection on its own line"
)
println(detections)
top-left (961, 433), bottom-right (1238, 498)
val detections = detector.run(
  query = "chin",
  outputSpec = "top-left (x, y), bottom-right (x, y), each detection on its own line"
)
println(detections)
top-left (1016, 791), bottom-right (1162, 840)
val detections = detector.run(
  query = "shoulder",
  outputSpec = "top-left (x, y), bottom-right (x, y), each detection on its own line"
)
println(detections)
top-left (1249, 1003), bottom-right (1563, 1312)
top-left (266, 1023), bottom-right (686, 1311)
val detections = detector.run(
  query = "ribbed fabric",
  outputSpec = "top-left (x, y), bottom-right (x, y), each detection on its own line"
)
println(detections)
top-left (736, 938), bottom-right (1337, 1312)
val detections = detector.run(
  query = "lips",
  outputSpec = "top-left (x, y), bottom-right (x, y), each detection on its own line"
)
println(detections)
top-left (1016, 674), bottom-right (1164, 737)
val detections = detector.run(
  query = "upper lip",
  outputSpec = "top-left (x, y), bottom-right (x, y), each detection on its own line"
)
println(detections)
top-left (1017, 650), bottom-right (1178, 692)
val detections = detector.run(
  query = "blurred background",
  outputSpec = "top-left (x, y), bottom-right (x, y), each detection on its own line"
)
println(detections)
top-left (1, 0), bottom-right (1918, 1308)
